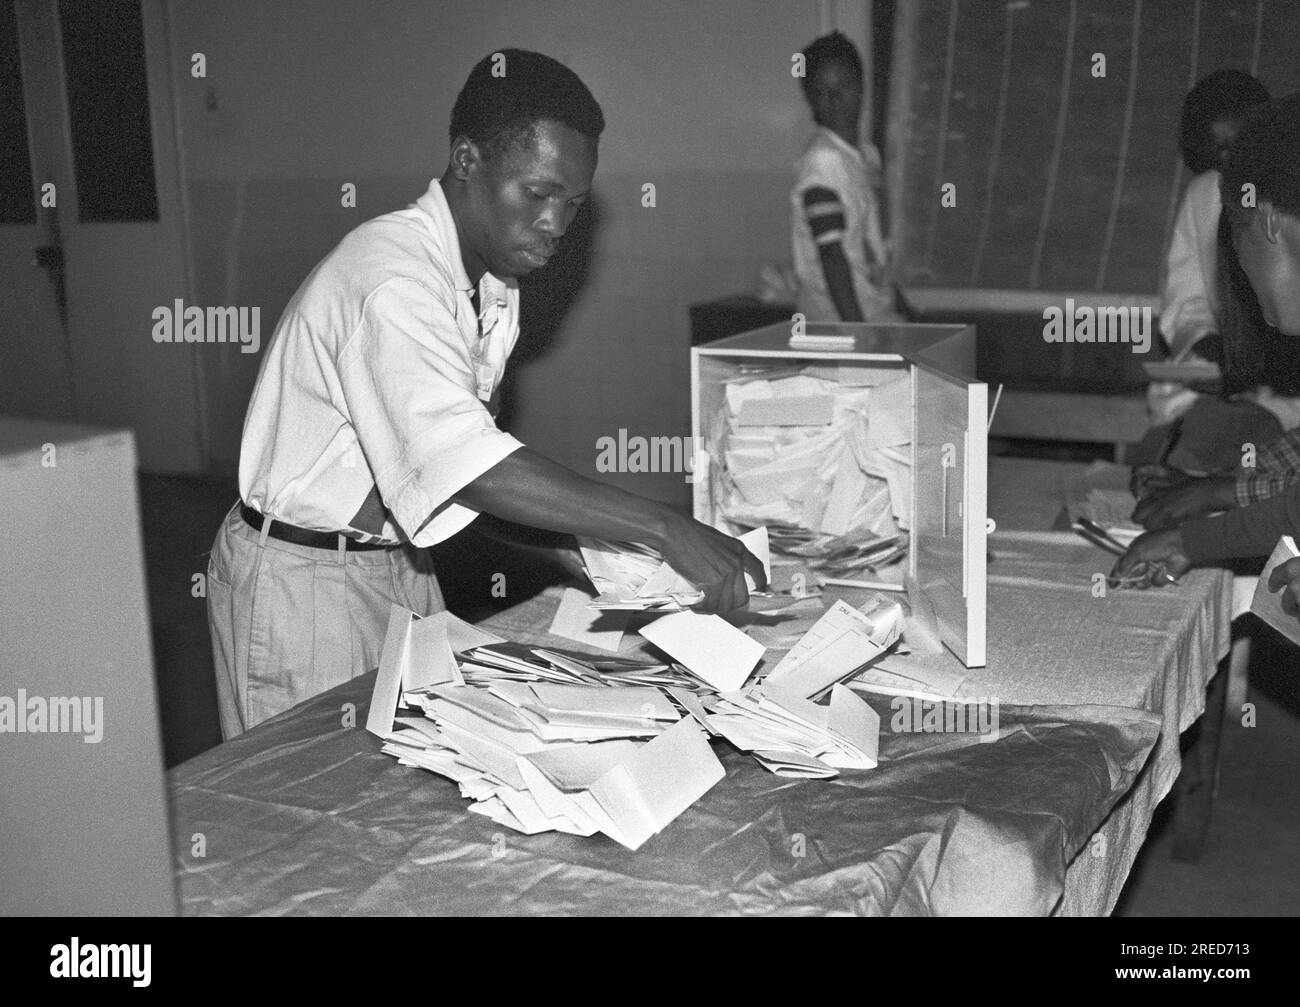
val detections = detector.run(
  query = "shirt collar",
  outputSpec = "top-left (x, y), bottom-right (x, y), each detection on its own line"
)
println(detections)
top-left (817, 125), bottom-right (865, 165)
top-left (415, 179), bottom-right (513, 307)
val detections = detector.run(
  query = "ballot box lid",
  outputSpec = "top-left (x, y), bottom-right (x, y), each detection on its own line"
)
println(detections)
top-left (693, 321), bottom-right (975, 362)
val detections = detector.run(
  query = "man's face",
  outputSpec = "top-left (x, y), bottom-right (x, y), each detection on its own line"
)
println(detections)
top-left (1231, 202), bottom-right (1300, 335)
top-left (1210, 115), bottom-right (1243, 171)
top-left (458, 119), bottom-right (596, 279)
top-left (807, 59), bottom-right (863, 134)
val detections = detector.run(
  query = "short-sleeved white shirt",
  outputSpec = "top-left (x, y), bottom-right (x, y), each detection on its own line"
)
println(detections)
top-left (1159, 169), bottom-right (1222, 354)
top-left (790, 126), bottom-right (893, 322)
top-left (239, 179), bottom-right (524, 547)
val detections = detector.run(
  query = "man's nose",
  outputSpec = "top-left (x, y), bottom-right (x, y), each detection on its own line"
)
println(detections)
top-left (535, 204), bottom-right (565, 237)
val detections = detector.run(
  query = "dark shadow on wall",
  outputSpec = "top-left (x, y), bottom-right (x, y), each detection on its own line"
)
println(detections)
top-left (494, 192), bottom-right (603, 433)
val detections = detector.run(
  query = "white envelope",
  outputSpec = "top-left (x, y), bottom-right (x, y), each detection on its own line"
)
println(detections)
top-left (586, 718), bottom-right (725, 851)
top-left (639, 611), bottom-right (765, 692)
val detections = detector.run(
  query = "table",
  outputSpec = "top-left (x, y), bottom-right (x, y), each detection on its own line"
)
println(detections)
top-left (169, 459), bottom-right (1232, 915)
top-left (972, 458), bottom-right (1232, 912)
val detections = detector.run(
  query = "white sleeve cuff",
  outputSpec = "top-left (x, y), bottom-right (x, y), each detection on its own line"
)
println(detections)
top-left (385, 425), bottom-right (524, 546)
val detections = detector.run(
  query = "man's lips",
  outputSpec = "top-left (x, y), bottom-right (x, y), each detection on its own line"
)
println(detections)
top-left (519, 246), bottom-right (555, 266)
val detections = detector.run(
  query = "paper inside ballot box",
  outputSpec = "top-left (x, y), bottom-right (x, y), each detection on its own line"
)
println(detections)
top-left (1251, 535), bottom-right (1300, 646)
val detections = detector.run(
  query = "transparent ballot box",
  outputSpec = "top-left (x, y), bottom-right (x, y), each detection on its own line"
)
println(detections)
top-left (691, 322), bottom-right (987, 667)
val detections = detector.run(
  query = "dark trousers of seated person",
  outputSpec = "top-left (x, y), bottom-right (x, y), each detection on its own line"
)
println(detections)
top-left (1130, 396), bottom-right (1284, 474)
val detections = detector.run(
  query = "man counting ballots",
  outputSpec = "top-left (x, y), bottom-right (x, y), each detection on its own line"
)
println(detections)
top-left (207, 50), bottom-right (765, 738)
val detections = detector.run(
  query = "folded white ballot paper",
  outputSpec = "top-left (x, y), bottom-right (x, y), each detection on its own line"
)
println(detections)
top-left (850, 655), bottom-right (966, 702)
top-left (578, 538), bottom-right (703, 610)
top-left (366, 605), bottom-right (505, 736)
top-left (548, 586), bottom-right (628, 651)
top-left (372, 576), bottom-right (912, 841)
top-left (1251, 535), bottom-right (1300, 646)
top-left (381, 677), bottom-right (725, 849)
top-left (638, 612), bottom-right (766, 693)
top-left (577, 526), bottom-right (770, 611)
top-left (763, 595), bottom-right (903, 699)
top-left (702, 682), bottom-right (880, 777)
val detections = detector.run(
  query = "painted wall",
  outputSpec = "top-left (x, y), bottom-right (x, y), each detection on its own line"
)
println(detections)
top-left (166, 0), bottom-right (862, 504)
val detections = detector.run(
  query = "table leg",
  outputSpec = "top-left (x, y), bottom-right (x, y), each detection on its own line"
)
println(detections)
top-left (1170, 632), bottom-right (1240, 863)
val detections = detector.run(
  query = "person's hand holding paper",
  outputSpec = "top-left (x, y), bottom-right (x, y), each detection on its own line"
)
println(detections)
top-left (657, 529), bottom-right (766, 613)
top-left (581, 525), bottom-right (768, 615)
top-left (1262, 538), bottom-right (1300, 626)
top-left (1131, 474), bottom-right (1235, 529)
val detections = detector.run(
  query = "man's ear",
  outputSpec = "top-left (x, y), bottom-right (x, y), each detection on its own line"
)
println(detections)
top-left (1261, 200), bottom-right (1287, 245)
top-left (447, 135), bottom-right (481, 182)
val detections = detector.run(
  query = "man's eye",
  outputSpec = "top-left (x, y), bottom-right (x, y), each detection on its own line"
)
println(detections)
top-left (527, 189), bottom-right (547, 201)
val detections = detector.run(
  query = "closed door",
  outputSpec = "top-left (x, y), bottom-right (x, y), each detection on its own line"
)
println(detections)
top-left (2, 0), bottom-right (205, 472)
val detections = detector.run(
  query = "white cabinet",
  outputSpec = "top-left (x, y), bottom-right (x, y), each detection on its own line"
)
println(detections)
top-left (0, 418), bottom-right (175, 914)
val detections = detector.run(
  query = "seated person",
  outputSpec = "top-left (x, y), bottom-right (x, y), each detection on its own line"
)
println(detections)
top-left (1159, 70), bottom-right (1269, 362)
top-left (1135, 70), bottom-right (1282, 474)
top-left (1114, 93), bottom-right (1300, 618)
top-left (790, 31), bottom-right (900, 323)
top-left (1133, 198), bottom-right (1300, 522)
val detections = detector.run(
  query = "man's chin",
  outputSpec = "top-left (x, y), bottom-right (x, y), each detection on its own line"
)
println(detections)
top-left (491, 253), bottom-right (548, 279)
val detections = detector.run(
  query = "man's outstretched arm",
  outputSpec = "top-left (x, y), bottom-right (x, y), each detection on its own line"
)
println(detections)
top-left (452, 446), bottom-right (765, 613)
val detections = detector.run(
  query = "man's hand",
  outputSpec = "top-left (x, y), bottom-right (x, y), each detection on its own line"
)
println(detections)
top-left (1129, 463), bottom-right (1191, 499)
top-left (1108, 527), bottom-right (1193, 589)
top-left (1131, 475), bottom-right (1236, 529)
top-left (657, 514), bottom-right (767, 615)
top-left (452, 448), bottom-right (767, 616)
top-left (1267, 556), bottom-right (1300, 618)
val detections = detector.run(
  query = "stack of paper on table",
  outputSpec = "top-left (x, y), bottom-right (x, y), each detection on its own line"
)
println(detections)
top-left (660, 594), bottom-right (898, 778)
top-left (373, 588), bottom-right (907, 840)
top-left (693, 683), bottom-right (880, 778)
top-left (577, 538), bottom-right (704, 610)
top-left (457, 641), bottom-right (712, 694)
top-left (762, 595), bottom-right (903, 699)
top-left (709, 369), bottom-right (911, 581)
top-left (381, 681), bottom-right (723, 849)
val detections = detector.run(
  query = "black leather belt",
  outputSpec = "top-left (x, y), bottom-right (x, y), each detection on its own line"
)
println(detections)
top-left (239, 504), bottom-right (395, 552)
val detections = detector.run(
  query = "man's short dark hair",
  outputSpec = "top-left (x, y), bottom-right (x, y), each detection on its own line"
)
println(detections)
top-left (1221, 91), bottom-right (1300, 218)
top-left (799, 30), bottom-right (863, 98)
top-left (1180, 69), bottom-right (1270, 173)
top-left (449, 48), bottom-right (604, 161)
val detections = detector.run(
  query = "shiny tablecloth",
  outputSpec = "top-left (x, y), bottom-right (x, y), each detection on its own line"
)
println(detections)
top-left (169, 459), bottom-right (1229, 916)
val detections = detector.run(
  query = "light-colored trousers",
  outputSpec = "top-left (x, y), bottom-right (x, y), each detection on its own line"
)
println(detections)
top-left (206, 504), bottom-right (445, 739)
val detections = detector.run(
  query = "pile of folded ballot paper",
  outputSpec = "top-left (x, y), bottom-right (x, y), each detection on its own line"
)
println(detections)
top-left (390, 681), bottom-right (723, 850)
top-left (575, 538), bottom-right (703, 611)
top-left (706, 366), bottom-right (913, 581)
top-left (372, 583), bottom-right (907, 847)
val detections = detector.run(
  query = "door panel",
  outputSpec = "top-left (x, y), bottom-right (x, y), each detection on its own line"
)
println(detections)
top-left (0, 0), bottom-right (75, 419)
top-left (6, 0), bottom-right (204, 472)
